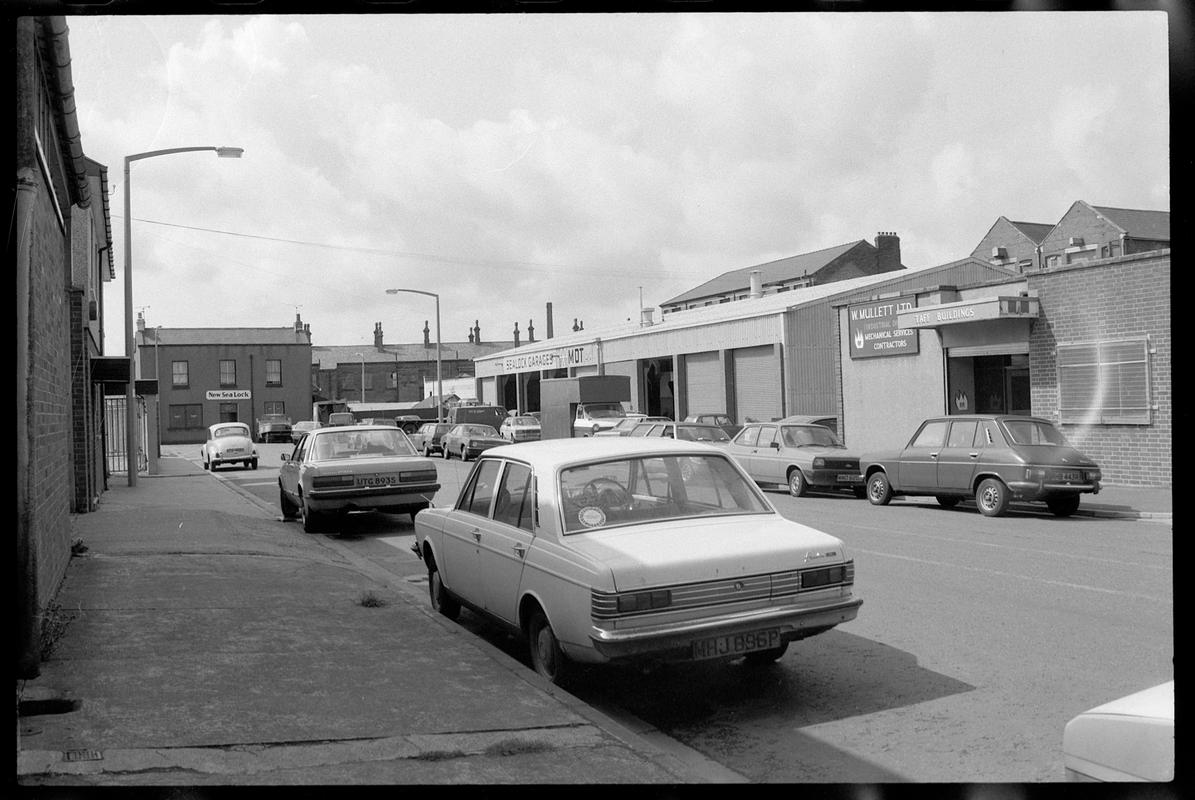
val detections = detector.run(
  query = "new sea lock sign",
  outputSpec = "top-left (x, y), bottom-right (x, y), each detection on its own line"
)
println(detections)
top-left (848, 298), bottom-right (919, 359)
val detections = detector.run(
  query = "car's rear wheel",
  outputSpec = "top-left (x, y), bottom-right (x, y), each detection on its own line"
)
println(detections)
top-left (742, 641), bottom-right (789, 666)
top-left (422, 444), bottom-right (430, 457)
top-left (280, 487), bottom-right (299, 520)
top-left (867, 471), bottom-right (892, 505)
top-left (976, 478), bottom-right (1010, 517)
top-left (202, 458), bottom-right (209, 470)
top-left (460, 446), bottom-right (469, 462)
top-left (936, 495), bottom-right (961, 509)
top-left (787, 468), bottom-right (808, 497)
top-left (527, 608), bottom-right (570, 685)
top-left (1046, 494), bottom-right (1081, 517)
top-left (427, 558), bottom-right (460, 620)
top-left (441, 445), bottom-right (450, 460)
top-left (301, 495), bottom-right (324, 533)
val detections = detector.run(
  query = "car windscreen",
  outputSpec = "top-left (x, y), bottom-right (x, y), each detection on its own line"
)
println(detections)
top-left (1001, 419), bottom-right (1069, 446)
top-left (310, 429), bottom-right (416, 459)
top-left (781, 425), bottom-right (843, 448)
top-left (465, 425), bottom-right (499, 437)
top-left (559, 453), bottom-right (770, 534)
top-left (585, 404), bottom-right (625, 418)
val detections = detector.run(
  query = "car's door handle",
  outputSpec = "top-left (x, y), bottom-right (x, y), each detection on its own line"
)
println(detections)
top-left (969, 452), bottom-right (979, 458)
top-left (513, 543), bottom-right (526, 558)
top-left (471, 528), bottom-right (481, 542)
top-left (930, 453), bottom-right (938, 459)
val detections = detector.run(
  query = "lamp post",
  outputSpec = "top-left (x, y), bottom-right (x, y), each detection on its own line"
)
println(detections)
top-left (385, 288), bottom-right (441, 424)
top-left (154, 326), bottom-right (161, 459)
top-left (124, 145), bottom-right (243, 486)
top-left (355, 352), bottom-right (365, 404)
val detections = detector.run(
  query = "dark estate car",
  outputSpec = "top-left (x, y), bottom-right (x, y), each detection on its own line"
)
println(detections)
top-left (860, 414), bottom-right (1102, 517)
top-left (409, 422), bottom-right (453, 457)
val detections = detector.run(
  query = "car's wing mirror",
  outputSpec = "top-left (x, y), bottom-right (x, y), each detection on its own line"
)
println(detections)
top-left (280, 453), bottom-right (289, 462)
top-left (771, 441), bottom-right (780, 449)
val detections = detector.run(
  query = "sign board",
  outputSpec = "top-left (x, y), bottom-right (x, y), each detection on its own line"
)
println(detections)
top-left (206, 390), bottom-right (251, 400)
top-left (848, 298), bottom-right (919, 359)
top-left (897, 296), bottom-right (1039, 329)
top-left (485, 343), bottom-right (597, 375)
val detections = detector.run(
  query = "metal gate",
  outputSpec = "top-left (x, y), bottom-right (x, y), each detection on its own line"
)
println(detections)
top-left (104, 395), bottom-right (148, 475)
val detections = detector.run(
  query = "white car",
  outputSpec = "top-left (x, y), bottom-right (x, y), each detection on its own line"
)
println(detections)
top-left (573, 401), bottom-right (627, 437)
top-left (1063, 681), bottom-right (1174, 782)
top-left (499, 414), bottom-right (542, 442)
top-left (279, 425), bottom-right (440, 533)
top-left (201, 422), bottom-right (258, 471)
top-left (413, 437), bottom-right (862, 684)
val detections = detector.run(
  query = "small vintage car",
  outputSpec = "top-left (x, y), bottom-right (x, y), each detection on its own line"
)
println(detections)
top-left (728, 422), bottom-right (864, 497)
top-left (201, 422), bottom-right (258, 471)
top-left (278, 425), bottom-right (440, 533)
top-left (682, 413), bottom-right (742, 438)
top-left (499, 414), bottom-right (542, 443)
top-left (290, 420), bottom-right (322, 444)
top-left (409, 422), bottom-right (454, 457)
top-left (412, 438), bottom-right (861, 684)
top-left (860, 414), bottom-right (1102, 517)
top-left (1063, 681), bottom-right (1173, 782)
top-left (440, 424), bottom-right (507, 461)
top-left (629, 421), bottom-right (732, 447)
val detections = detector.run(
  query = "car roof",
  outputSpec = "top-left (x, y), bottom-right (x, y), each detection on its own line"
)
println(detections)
top-left (211, 422), bottom-right (249, 431)
top-left (314, 424), bottom-right (397, 433)
top-left (480, 436), bottom-right (726, 470)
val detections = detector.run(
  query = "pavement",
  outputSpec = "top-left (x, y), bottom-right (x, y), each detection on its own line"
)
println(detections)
top-left (15, 450), bottom-right (746, 786)
top-left (15, 451), bottom-right (1170, 787)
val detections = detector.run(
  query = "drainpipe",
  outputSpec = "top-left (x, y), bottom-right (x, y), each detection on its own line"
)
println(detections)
top-left (17, 167), bottom-right (41, 678)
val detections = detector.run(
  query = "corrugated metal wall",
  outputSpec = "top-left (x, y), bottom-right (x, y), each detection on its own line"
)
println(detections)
top-left (734, 346), bottom-right (782, 423)
top-left (684, 352), bottom-right (723, 416)
top-left (784, 302), bottom-right (838, 415)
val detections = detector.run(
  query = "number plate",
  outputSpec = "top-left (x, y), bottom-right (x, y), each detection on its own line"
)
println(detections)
top-left (691, 629), bottom-right (780, 660)
top-left (1058, 471), bottom-right (1080, 481)
top-left (356, 475), bottom-right (399, 488)
top-left (837, 473), bottom-right (863, 482)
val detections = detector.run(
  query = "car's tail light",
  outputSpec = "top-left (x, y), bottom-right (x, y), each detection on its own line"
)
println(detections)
top-left (312, 475), bottom-right (355, 488)
top-left (400, 469), bottom-right (437, 483)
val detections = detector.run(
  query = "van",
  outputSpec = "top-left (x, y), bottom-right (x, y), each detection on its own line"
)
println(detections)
top-left (327, 412), bottom-right (356, 426)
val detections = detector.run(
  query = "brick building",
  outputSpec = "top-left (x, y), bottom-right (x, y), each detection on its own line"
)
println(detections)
top-left (970, 217), bottom-right (1054, 273)
top-left (17, 16), bottom-right (116, 676)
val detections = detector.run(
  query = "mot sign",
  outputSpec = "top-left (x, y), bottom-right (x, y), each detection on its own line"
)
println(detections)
top-left (848, 298), bottom-right (919, 359)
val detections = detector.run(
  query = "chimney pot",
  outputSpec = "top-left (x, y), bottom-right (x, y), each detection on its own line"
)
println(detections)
top-left (749, 270), bottom-right (763, 299)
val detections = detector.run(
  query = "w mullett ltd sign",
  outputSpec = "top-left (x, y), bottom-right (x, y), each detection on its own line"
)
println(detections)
top-left (848, 298), bottom-right (919, 359)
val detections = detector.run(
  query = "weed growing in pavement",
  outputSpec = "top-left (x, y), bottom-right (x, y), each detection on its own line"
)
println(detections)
top-left (357, 591), bottom-right (388, 608)
top-left (40, 601), bottom-right (79, 659)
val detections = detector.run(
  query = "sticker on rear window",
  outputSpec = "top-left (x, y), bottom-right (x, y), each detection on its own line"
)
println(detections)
top-left (577, 506), bottom-right (607, 527)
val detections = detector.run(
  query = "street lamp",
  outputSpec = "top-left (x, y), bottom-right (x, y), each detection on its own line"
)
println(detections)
top-left (355, 352), bottom-right (365, 404)
top-left (124, 145), bottom-right (243, 487)
top-left (385, 288), bottom-right (441, 423)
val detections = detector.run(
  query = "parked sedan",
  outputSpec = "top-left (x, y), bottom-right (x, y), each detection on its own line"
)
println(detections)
top-left (860, 414), bottom-right (1102, 517)
top-left (441, 424), bottom-right (507, 461)
top-left (278, 425), bottom-right (439, 533)
top-left (499, 414), bottom-right (542, 442)
top-left (728, 423), bottom-right (864, 497)
top-left (412, 438), bottom-right (861, 684)
top-left (290, 420), bottom-right (321, 444)
top-left (409, 422), bottom-right (453, 457)
top-left (630, 421), bottom-right (732, 447)
top-left (683, 413), bottom-right (742, 438)
top-left (201, 422), bottom-right (258, 471)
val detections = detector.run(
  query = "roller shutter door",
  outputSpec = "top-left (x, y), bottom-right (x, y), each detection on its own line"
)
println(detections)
top-left (480, 377), bottom-right (498, 406)
top-left (684, 352), bottom-right (723, 417)
top-left (734, 345), bottom-right (782, 423)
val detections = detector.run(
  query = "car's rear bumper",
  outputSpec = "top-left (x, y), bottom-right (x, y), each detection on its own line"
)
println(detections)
top-left (1007, 479), bottom-right (1101, 498)
top-left (307, 483), bottom-right (440, 512)
top-left (587, 596), bottom-right (862, 661)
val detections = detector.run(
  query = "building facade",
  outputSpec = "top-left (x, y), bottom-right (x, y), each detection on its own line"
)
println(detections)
top-left (136, 315), bottom-right (313, 444)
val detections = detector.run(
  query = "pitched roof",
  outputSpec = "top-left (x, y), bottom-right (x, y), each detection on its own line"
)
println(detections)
top-left (662, 240), bottom-right (868, 306)
top-left (138, 327), bottom-right (310, 346)
top-left (1007, 220), bottom-right (1053, 244)
top-left (1090, 205), bottom-right (1170, 241)
top-left (311, 340), bottom-right (515, 369)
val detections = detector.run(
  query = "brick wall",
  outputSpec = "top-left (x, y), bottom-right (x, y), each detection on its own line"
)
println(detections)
top-left (1027, 251), bottom-right (1171, 487)
top-left (28, 187), bottom-right (75, 608)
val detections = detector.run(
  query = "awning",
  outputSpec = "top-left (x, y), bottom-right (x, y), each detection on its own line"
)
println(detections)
top-left (897, 296), bottom-right (1039, 329)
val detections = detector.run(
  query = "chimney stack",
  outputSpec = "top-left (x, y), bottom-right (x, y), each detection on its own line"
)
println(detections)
top-left (473, 320), bottom-right (481, 344)
top-left (513, 322), bottom-right (521, 347)
top-left (874, 231), bottom-right (902, 273)
top-left (136, 311), bottom-right (146, 332)
top-left (749, 270), bottom-right (763, 299)
top-left (546, 302), bottom-right (554, 339)
top-left (374, 321), bottom-right (384, 349)
top-left (640, 308), bottom-right (655, 326)
top-left (294, 312), bottom-right (303, 333)
top-left (528, 319), bottom-right (535, 343)
top-left (423, 320), bottom-right (430, 348)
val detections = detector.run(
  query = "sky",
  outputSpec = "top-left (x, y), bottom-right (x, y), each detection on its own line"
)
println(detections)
top-left (62, 10), bottom-right (1172, 356)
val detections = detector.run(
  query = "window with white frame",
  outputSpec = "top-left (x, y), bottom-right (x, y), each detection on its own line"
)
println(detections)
top-left (1057, 337), bottom-right (1151, 424)
top-left (265, 359), bottom-right (282, 386)
top-left (172, 361), bottom-right (189, 388)
top-left (219, 359), bottom-right (236, 387)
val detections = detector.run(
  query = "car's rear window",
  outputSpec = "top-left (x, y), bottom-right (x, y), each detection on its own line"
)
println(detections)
top-left (559, 454), bottom-right (770, 534)
top-left (310, 429), bottom-right (416, 459)
top-left (215, 426), bottom-right (247, 438)
top-left (1002, 419), bottom-right (1069, 446)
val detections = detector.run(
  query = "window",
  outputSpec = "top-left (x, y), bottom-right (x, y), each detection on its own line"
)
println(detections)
top-left (493, 462), bottom-right (534, 532)
top-left (757, 425), bottom-right (777, 448)
top-left (219, 402), bottom-right (238, 423)
top-left (735, 426), bottom-right (760, 447)
top-left (168, 404), bottom-right (202, 429)
top-left (459, 459), bottom-right (501, 516)
top-left (172, 361), bottom-right (190, 388)
top-left (265, 359), bottom-right (282, 386)
top-left (219, 360), bottom-right (236, 387)
top-left (911, 420), bottom-right (948, 448)
top-left (1057, 338), bottom-right (1151, 424)
top-left (263, 401), bottom-right (286, 416)
top-left (947, 420), bottom-right (979, 448)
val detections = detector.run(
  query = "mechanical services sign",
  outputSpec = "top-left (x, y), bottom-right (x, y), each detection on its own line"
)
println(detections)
top-left (848, 298), bottom-right (919, 359)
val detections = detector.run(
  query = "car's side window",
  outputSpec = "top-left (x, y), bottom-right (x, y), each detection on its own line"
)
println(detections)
top-left (493, 462), bottom-right (534, 532)
top-left (737, 426), bottom-right (760, 447)
top-left (459, 459), bottom-right (502, 516)
top-left (911, 421), bottom-right (948, 448)
top-left (757, 425), bottom-right (777, 448)
top-left (947, 420), bottom-right (979, 448)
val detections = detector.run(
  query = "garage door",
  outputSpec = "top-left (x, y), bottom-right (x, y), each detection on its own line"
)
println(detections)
top-left (734, 345), bottom-right (782, 423)
top-left (684, 351), bottom-right (723, 418)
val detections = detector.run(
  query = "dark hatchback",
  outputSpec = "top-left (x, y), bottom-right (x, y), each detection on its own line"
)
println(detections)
top-left (860, 414), bottom-right (1102, 517)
